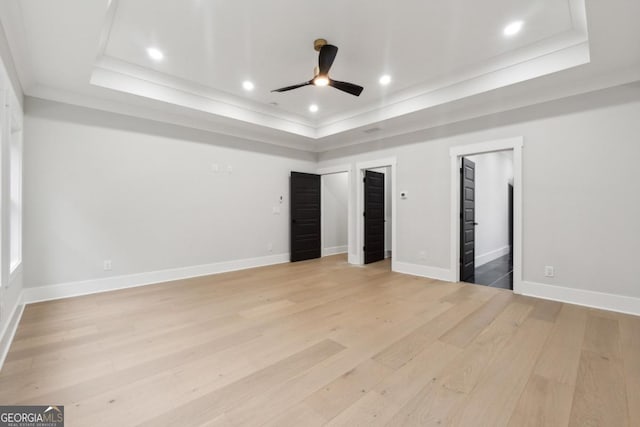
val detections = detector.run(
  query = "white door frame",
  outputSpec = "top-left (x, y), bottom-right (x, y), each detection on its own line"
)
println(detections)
top-left (355, 158), bottom-right (397, 267)
top-left (449, 137), bottom-right (523, 293)
top-left (317, 165), bottom-right (353, 259)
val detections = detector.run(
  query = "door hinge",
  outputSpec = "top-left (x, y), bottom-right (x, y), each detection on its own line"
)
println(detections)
top-left (363, 177), bottom-right (366, 183)
top-left (363, 211), bottom-right (366, 217)
top-left (363, 246), bottom-right (366, 251)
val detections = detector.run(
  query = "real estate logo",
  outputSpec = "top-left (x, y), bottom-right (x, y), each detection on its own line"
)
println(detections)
top-left (0, 405), bottom-right (64, 427)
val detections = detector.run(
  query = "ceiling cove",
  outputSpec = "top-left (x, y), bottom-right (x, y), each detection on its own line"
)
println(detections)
top-left (90, 0), bottom-right (590, 139)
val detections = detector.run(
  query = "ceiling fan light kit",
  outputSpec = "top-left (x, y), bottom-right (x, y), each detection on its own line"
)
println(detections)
top-left (272, 38), bottom-right (364, 97)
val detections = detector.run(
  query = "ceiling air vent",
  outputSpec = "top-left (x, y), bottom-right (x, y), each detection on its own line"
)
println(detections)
top-left (363, 127), bottom-right (382, 134)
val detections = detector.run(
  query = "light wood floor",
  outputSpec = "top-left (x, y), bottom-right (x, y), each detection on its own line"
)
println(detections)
top-left (1, 255), bottom-right (639, 426)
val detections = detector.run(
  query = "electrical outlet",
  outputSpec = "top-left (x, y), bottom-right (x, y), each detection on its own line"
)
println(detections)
top-left (544, 266), bottom-right (554, 278)
top-left (418, 251), bottom-right (427, 260)
top-left (267, 243), bottom-right (273, 252)
top-left (103, 260), bottom-right (112, 271)
top-left (272, 206), bottom-right (281, 214)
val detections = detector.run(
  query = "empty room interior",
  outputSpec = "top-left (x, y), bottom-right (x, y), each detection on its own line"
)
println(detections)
top-left (1, 1), bottom-right (640, 426)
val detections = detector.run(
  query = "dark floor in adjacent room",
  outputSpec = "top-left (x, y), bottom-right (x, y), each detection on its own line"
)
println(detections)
top-left (473, 254), bottom-right (513, 290)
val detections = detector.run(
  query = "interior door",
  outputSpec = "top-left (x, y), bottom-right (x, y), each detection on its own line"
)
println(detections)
top-left (290, 172), bottom-right (321, 262)
top-left (460, 158), bottom-right (476, 282)
top-left (364, 170), bottom-right (385, 264)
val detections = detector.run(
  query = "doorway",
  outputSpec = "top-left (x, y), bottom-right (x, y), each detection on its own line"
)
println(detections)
top-left (290, 166), bottom-right (353, 263)
top-left (355, 158), bottom-right (397, 268)
top-left (450, 137), bottom-right (523, 294)
top-left (321, 171), bottom-right (349, 258)
top-left (460, 151), bottom-right (514, 289)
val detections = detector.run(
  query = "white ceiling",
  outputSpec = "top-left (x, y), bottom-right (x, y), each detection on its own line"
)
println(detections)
top-left (2, 0), bottom-right (640, 152)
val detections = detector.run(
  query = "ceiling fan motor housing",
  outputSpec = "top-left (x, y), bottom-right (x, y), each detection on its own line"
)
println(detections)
top-left (314, 38), bottom-right (328, 52)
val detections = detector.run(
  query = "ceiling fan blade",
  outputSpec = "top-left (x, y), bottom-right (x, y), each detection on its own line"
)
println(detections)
top-left (329, 79), bottom-right (364, 96)
top-left (271, 81), bottom-right (312, 92)
top-left (318, 44), bottom-right (338, 75)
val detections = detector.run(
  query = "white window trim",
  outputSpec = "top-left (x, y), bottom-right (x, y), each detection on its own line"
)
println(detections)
top-left (8, 92), bottom-right (23, 278)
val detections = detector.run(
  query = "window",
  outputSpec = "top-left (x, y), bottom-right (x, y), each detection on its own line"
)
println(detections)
top-left (9, 92), bottom-right (22, 274)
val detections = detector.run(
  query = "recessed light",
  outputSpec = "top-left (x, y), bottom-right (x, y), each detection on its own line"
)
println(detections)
top-left (379, 75), bottom-right (392, 85)
top-left (242, 81), bottom-right (255, 91)
top-left (147, 47), bottom-right (164, 61)
top-left (309, 104), bottom-right (319, 113)
top-left (503, 21), bottom-right (524, 37)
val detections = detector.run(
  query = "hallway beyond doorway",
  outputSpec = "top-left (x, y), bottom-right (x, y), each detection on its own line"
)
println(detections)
top-left (473, 254), bottom-right (513, 290)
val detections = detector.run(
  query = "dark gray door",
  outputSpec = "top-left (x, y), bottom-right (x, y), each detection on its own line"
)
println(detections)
top-left (364, 170), bottom-right (385, 264)
top-left (508, 183), bottom-right (514, 259)
top-left (290, 172), bottom-right (321, 262)
top-left (460, 158), bottom-right (476, 282)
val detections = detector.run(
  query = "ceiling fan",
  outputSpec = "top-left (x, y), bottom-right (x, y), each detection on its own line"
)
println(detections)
top-left (271, 39), bottom-right (364, 97)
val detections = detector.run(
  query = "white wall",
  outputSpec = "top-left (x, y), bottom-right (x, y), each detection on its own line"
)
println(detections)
top-left (18, 83), bottom-right (640, 316)
top-left (23, 98), bottom-right (317, 288)
top-left (466, 151), bottom-right (513, 266)
top-left (318, 83), bottom-right (640, 302)
top-left (322, 172), bottom-right (348, 255)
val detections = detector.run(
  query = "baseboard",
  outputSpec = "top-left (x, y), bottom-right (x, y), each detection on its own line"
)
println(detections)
top-left (475, 246), bottom-right (510, 267)
top-left (520, 281), bottom-right (640, 316)
top-left (393, 261), bottom-right (454, 282)
top-left (23, 253), bottom-right (291, 304)
top-left (322, 246), bottom-right (348, 257)
top-left (0, 293), bottom-right (25, 372)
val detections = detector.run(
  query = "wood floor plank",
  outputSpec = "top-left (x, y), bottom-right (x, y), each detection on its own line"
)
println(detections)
top-left (238, 299), bottom-right (296, 318)
top-left (305, 358), bottom-right (392, 420)
top-left (440, 301), bottom-right (534, 395)
top-left (450, 318), bottom-right (553, 427)
top-left (261, 402), bottom-right (327, 427)
top-left (225, 297), bottom-right (454, 426)
top-left (438, 290), bottom-right (514, 348)
top-left (508, 303), bottom-right (587, 426)
top-left (582, 314), bottom-right (622, 359)
top-left (620, 315), bottom-right (640, 423)
top-left (373, 340), bottom-right (461, 407)
top-left (529, 298), bottom-right (563, 323)
top-left (568, 313), bottom-right (629, 427)
top-left (383, 301), bottom-right (534, 426)
top-left (20, 325), bottom-right (263, 405)
top-left (325, 390), bottom-right (401, 427)
top-left (569, 350), bottom-right (629, 427)
top-left (508, 374), bottom-right (573, 427)
top-left (0, 255), bottom-right (636, 426)
top-left (137, 339), bottom-right (345, 426)
top-left (372, 297), bottom-right (482, 369)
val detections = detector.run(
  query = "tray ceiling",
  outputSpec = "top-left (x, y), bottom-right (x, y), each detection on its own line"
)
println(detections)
top-left (3, 0), bottom-right (640, 151)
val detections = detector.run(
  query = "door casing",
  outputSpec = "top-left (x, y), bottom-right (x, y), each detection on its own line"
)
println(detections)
top-left (317, 165), bottom-right (353, 259)
top-left (450, 137), bottom-right (523, 293)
